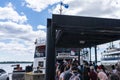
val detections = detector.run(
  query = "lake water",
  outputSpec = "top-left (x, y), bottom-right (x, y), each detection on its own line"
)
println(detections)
top-left (0, 63), bottom-right (32, 80)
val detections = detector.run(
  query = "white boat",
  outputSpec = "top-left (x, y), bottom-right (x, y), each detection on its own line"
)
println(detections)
top-left (33, 39), bottom-right (46, 74)
top-left (101, 45), bottom-right (120, 65)
top-left (33, 39), bottom-right (80, 74)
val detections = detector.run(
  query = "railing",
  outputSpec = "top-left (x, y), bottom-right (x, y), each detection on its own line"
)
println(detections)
top-left (12, 71), bottom-right (25, 80)
top-left (11, 71), bottom-right (45, 80)
top-left (101, 57), bottom-right (120, 61)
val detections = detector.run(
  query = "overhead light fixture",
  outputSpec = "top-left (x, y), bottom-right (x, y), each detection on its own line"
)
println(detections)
top-left (79, 40), bottom-right (85, 44)
top-left (81, 32), bottom-right (84, 35)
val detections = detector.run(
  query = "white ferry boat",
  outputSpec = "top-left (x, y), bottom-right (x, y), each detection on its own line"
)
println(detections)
top-left (33, 39), bottom-right (80, 74)
top-left (101, 45), bottom-right (120, 65)
top-left (32, 39), bottom-right (46, 74)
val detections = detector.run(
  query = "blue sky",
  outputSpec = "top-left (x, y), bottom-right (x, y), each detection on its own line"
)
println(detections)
top-left (0, 0), bottom-right (52, 30)
top-left (0, 0), bottom-right (120, 61)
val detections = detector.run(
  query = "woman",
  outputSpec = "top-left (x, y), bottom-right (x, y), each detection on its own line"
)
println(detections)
top-left (97, 66), bottom-right (108, 80)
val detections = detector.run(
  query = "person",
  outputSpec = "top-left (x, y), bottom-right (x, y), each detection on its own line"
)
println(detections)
top-left (63, 62), bottom-right (77, 80)
top-left (59, 66), bottom-right (70, 80)
top-left (110, 64), bottom-right (120, 80)
top-left (58, 61), bottom-right (66, 80)
top-left (34, 67), bottom-right (42, 73)
top-left (82, 62), bottom-right (90, 80)
top-left (89, 66), bottom-right (97, 80)
top-left (110, 73), bottom-right (120, 80)
top-left (97, 66), bottom-right (108, 80)
top-left (69, 66), bottom-right (81, 80)
top-left (25, 65), bottom-right (33, 72)
top-left (14, 64), bottom-right (22, 71)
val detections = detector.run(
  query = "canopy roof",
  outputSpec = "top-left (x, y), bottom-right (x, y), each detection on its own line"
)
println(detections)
top-left (51, 14), bottom-right (120, 48)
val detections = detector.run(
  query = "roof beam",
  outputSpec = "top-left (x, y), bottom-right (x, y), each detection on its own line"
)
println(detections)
top-left (53, 14), bottom-right (120, 29)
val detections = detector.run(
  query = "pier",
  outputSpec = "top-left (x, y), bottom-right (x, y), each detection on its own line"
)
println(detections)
top-left (46, 14), bottom-right (120, 80)
top-left (11, 71), bottom-right (45, 80)
top-left (10, 14), bottom-right (120, 80)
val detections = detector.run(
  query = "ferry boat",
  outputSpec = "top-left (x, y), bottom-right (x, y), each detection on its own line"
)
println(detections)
top-left (33, 39), bottom-right (81, 74)
top-left (101, 43), bottom-right (120, 65)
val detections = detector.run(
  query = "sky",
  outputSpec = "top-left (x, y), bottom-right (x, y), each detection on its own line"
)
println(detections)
top-left (0, 0), bottom-right (120, 62)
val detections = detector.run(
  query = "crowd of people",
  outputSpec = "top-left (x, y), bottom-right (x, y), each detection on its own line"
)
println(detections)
top-left (55, 59), bottom-right (120, 80)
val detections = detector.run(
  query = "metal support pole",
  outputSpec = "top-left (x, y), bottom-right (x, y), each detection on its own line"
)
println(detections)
top-left (45, 19), bottom-right (56, 80)
top-left (59, 3), bottom-right (62, 15)
top-left (89, 47), bottom-right (91, 62)
top-left (78, 48), bottom-right (80, 64)
top-left (94, 46), bottom-right (97, 65)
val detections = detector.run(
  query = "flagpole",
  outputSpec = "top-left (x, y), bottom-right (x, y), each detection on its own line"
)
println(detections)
top-left (59, 1), bottom-right (69, 15)
top-left (59, 2), bottom-right (62, 15)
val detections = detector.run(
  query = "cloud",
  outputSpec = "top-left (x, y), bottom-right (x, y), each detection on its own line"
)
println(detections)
top-left (24, 0), bottom-right (61, 12)
top-left (37, 25), bottom-right (46, 30)
top-left (0, 21), bottom-right (46, 50)
top-left (52, 0), bottom-right (120, 19)
top-left (0, 2), bottom-right (27, 23)
top-left (0, 41), bottom-right (34, 61)
top-left (0, 2), bottom-right (46, 61)
top-left (0, 2), bottom-right (46, 42)
top-left (0, 21), bottom-right (46, 61)
top-left (0, 21), bottom-right (34, 41)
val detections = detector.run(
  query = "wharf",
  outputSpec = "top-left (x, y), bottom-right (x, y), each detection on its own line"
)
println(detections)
top-left (25, 72), bottom-right (45, 80)
top-left (12, 71), bottom-right (45, 80)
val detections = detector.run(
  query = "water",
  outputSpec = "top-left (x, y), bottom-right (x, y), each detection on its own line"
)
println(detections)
top-left (0, 63), bottom-right (32, 80)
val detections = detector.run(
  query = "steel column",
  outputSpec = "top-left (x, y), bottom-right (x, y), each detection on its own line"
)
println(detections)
top-left (78, 49), bottom-right (80, 64)
top-left (89, 47), bottom-right (91, 62)
top-left (94, 46), bottom-right (97, 65)
top-left (45, 19), bottom-right (56, 80)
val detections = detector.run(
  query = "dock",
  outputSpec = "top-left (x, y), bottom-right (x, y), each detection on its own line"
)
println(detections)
top-left (11, 71), bottom-right (45, 80)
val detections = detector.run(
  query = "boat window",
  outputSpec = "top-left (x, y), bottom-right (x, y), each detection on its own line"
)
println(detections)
top-left (34, 46), bottom-right (45, 58)
top-left (115, 55), bottom-right (118, 58)
top-left (56, 48), bottom-right (80, 56)
top-left (119, 54), bottom-right (120, 57)
top-left (110, 55), bottom-right (113, 58)
top-left (38, 61), bottom-right (44, 67)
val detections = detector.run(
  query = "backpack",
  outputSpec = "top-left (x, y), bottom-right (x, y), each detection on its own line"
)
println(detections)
top-left (110, 73), bottom-right (119, 80)
top-left (110, 71), bottom-right (120, 80)
top-left (69, 73), bottom-right (80, 80)
top-left (64, 72), bottom-right (72, 80)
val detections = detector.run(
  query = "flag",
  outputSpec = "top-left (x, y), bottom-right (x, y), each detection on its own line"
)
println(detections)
top-left (60, 2), bottom-right (69, 9)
